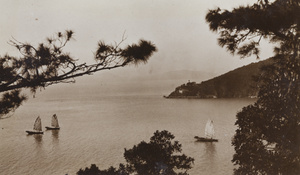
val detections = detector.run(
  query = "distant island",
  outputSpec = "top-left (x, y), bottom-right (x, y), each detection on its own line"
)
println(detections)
top-left (165, 59), bottom-right (272, 99)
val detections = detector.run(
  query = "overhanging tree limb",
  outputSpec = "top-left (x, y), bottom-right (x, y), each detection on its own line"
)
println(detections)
top-left (0, 30), bottom-right (157, 118)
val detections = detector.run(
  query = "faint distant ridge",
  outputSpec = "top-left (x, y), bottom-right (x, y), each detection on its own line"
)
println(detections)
top-left (165, 59), bottom-right (273, 99)
top-left (154, 70), bottom-right (214, 81)
top-left (127, 70), bottom-right (214, 81)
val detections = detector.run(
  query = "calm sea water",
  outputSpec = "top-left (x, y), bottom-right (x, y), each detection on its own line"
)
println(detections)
top-left (0, 88), bottom-right (254, 175)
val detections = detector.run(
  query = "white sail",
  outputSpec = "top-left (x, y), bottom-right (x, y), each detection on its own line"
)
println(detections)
top-left (33, 116), bottom-right (42, 131)
top-left (204, 119), bottom-right (215, 138)
top-left (51, 114), bottom-right (59, 128)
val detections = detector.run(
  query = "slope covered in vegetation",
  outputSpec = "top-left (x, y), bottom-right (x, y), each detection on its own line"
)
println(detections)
top-left (166, 59), bottom-right (272, 98)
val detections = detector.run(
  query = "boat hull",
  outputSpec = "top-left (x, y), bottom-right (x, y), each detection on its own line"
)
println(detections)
top-left (194, 136), bottom-right (218, 142)
top-left (26, 130), bottom-right (44, 135)
top-left (45, 127), bottom-right (60, 130)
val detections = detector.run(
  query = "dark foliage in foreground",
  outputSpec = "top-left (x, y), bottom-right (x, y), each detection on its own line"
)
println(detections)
top-left (0, 30), bottom-right (156, 119)
top-left (77, 130), bottom-right (194, 175)
top-left (77, 164), bottom-right (128, 175)
top-left (206, 0), bottom-right (300, 174)
top-left (233, 56), bottom-right (300, 174)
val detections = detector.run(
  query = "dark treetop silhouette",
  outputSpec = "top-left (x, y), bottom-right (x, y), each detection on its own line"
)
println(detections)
top-left (0, 30), bottom-right (156, 119)
top-left (77, 130), bottom-right (194, 175)
top-left (206, 0), bottom-right (300, 174)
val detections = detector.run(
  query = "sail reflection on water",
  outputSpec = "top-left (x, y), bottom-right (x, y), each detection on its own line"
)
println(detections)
top-left (204, 142), bottom-right (216, 156)
top-left (51, 130), bottom-right (59, 140)
top-left (33, 134), bottom-right (43, 145)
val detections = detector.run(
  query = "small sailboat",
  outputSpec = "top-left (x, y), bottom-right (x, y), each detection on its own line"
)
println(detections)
top-left (194, 119), bottom-right (218, 142)
top-left (45, 114), bottom-right (60, 130)
top-left (26, 116), bottom-right (44, 134)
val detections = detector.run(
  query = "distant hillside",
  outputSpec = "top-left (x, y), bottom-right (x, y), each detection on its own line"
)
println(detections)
top-left (166, 59), bottom-right (272, 98)
top-left (126, 70), bottom-right (214, 82)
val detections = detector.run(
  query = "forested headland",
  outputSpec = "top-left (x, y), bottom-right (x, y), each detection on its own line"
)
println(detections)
top-left (166, 59), bottom-right (273, 99)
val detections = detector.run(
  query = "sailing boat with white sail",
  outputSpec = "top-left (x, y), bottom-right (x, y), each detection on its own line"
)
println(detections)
top-left (26, 116), bottom-right (44, 134)
top-left (45, 114), bottom-right (60, 130)
top-left (194, 119), bottom-right (218, 142)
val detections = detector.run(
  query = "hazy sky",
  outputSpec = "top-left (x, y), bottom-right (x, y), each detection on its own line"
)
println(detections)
top-left (0, 0), bottom-right (274, 77)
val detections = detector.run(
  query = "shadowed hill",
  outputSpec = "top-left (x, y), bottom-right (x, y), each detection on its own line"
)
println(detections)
top-left (166, 59), bottom-right (273, 98)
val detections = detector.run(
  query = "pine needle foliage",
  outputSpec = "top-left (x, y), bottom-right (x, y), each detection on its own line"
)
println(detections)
top-left (0, 30), bottom-right (156, 118)
top-left (206, 0), bottom-right (300, 174)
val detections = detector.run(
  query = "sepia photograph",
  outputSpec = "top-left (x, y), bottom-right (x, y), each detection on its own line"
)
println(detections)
top-left (0, 0), bottom-right (299, 174)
